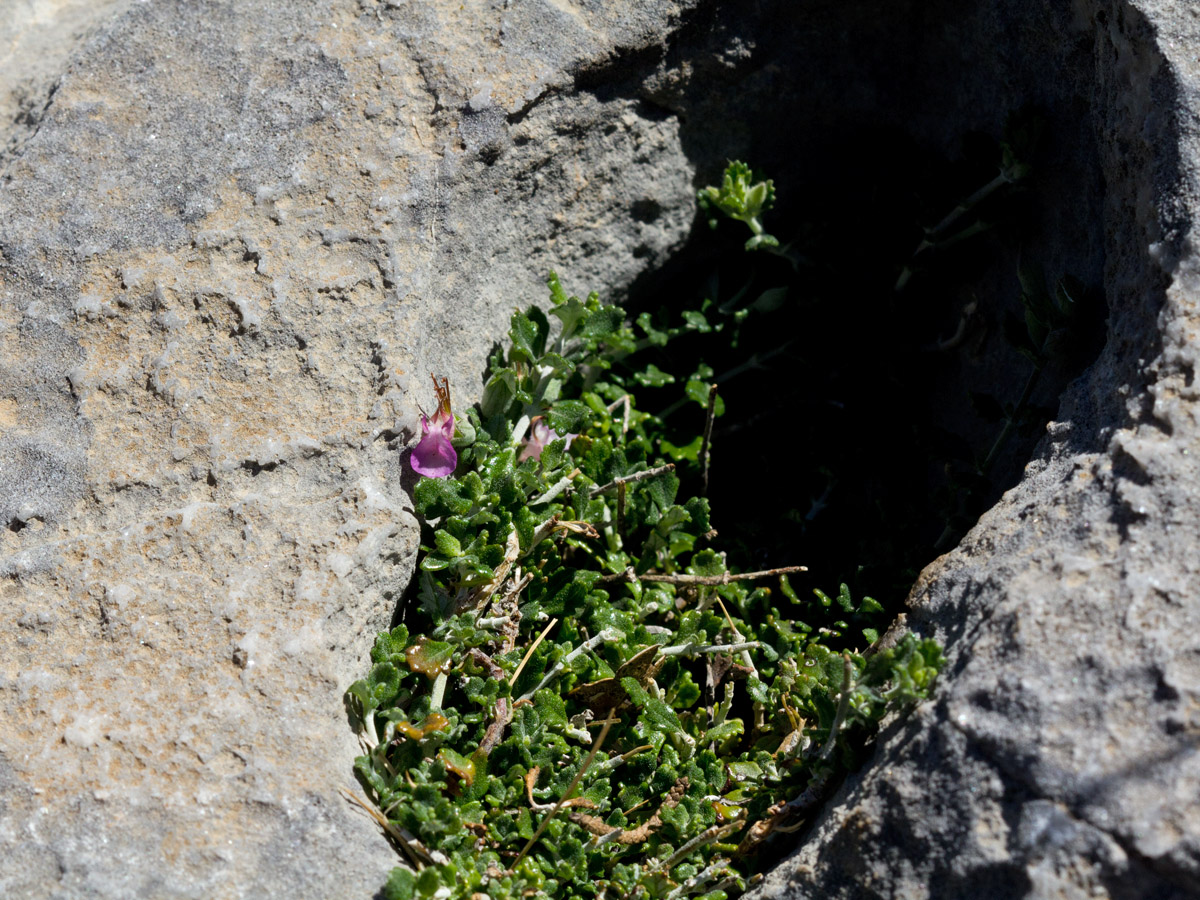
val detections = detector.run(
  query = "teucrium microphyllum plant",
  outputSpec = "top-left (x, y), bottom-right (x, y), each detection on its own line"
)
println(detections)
top-left (346, 164), bottom-right (944, 900)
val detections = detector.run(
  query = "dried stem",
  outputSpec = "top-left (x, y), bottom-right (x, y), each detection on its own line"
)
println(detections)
top-left (341, 788), bottom-right (436, 868)
top-left (508, 617), bottom-right (558, 688)
top-left (606, 394), bottom-right (632, 442)
top-left (616, 480), bottom-right (626, 540)
top-left (479, 697), bottom-right (511, 755)
top-left (466, 648), bottom-right (513, 755)
top-left (513, 707), bottom-right (617, 868)
top-left (517, 628), bottom-right (619, 702)
top-left (660, 640), bottom-right (761, 657)
top-left (589, 463), bottom-right (675, 497)
top-left (660, 821), bottom-right (741, 871)
top-left (530, 467), bottom-right (580, 505)
top-left (598, 564), bottom-right (807, 585)
top-left (524, 515), bottom-right (599, 557)
top-left (781, 768), bottom-right (835, 817)
top-left (816, 653), bottom-right (854, 762)
top-left (699, 383), bottom-right (717, 496)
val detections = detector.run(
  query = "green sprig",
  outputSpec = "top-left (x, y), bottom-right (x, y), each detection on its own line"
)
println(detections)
top-left (348, 176), bottom-right (942, 900)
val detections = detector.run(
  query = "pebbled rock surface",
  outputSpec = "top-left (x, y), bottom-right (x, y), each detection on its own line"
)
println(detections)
top-left (0, 1), bottom-right (698, 897)
top-left (750, 1), bottom-right (1200, 898)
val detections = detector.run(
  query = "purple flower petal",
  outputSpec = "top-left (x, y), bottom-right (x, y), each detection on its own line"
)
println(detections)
top-left (518, 418), bottom-right (578, 463)
top-left (411, 422), bottom-right (457, 478)
top-left (411, 375), bottom-right (458, 478)
top-left (518, 419), bottom-right (556, 462)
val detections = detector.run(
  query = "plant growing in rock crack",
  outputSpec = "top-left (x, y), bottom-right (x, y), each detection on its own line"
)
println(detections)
top-left (697, 161), bottom-right (779, 253)
top-left (346, 164), bottom-right (944, 900)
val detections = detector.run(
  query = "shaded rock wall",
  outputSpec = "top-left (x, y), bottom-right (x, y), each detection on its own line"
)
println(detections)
top-left (750, 1), bottom-right (1200, 898)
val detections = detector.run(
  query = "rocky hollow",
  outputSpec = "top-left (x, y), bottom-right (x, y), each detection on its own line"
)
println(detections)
top-left (0, 1), bottom-right (1196, 898)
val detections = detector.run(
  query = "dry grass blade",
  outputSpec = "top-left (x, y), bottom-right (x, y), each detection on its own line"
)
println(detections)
top-left (513, 707), bottom-right (618, 868)
top-left (341, 787), bottom-right (429, 869)
top-left (598, 565), bottom-right (807, 585)
top-left (508, 616), bottom-right (558, 687)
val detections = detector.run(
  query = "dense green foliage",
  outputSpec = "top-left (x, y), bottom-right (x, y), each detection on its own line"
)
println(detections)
top-left (347, 168), bottom-right (943, 900)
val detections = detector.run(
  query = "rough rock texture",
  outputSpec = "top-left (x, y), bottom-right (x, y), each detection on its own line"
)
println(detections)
top-left (0, 1), bottom-right (699, 897)
top-left (5, 0), bottom-right (1200, 897)
top-left (750, 1), bottom-right (1200, 898)
top-left (0, 0), bottom-right (132, 158)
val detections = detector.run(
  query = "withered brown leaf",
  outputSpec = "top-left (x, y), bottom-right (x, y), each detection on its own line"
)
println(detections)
top-left (568, 645), bottom-right (664, 712)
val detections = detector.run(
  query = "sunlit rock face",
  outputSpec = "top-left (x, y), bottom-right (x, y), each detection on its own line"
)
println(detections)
top-left (0, 1), bottom-right (696, 896)
top-left (2, 0), bottom-right (1199, 897)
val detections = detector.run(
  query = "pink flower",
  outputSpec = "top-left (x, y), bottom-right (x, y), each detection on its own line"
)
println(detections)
top-left (411, 375), bottom-right (457, 478)
top-left (518, 417), bottom-right (574, 463)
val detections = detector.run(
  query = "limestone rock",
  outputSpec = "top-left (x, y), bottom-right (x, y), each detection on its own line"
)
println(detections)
top-left (750, 1), bottom-right (1200, 898)
top-left (6, 0), bottom-right (1200, 897)
top-left (0, 1), bottom-right (695, 896)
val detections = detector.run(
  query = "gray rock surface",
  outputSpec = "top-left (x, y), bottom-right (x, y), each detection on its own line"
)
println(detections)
top-left (4, 0), bottom-right (1200, 897)
top-left (749, 1), bottom-right (1200, 898)
top-left (0, 1), bottom-right (697, 897)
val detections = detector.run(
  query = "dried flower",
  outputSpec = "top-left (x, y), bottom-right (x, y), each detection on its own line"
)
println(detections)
top-left (411, 375), bottom-right (457, 478)
top-left (518, 416), bottom-right (573, 463)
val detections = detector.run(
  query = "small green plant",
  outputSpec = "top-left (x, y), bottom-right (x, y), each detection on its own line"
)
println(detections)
top-left (697, 161), bottom-right (779, 252)
top-left (347, 168), bottom-right (942, 900)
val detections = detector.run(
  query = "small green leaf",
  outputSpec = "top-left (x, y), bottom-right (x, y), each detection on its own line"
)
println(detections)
top-left (547, 270), bottom-right (568, 306)
top-left (636, 311), bottom-right (671, 346)
top-left (687, 548), bottom-right (724, 578)
top-left (682, 310), bottom-right (712, 333)
top-left (371, 625), bottom-right (410, 665)
top-left (540, 437), bottom-right (569, 471)
top-left (550, 294), bottom-right (588, 341)
top-left (835, 584), bottom-right (855, 613)
top-left (516, 807), bottom-right (534, 839)
top-left (509, 307), bottom-right (549, 363)
top-left (367, 662), bottom-right (401, 705)
top-left (384, 867), bottom-right (416, 900)
top-left (533, 689), bottom-right (568, 728)
top-left (414, 477), bottom-right (473, 518)
top-left (434, 531), bottom-right (462, 558)
top-left (580, 305), bottom-right (623, 340)
top-left (548, 400), bottom-right (590, 435)
top-left (683, 496), bottom-right (711, 535)
top-left (622, 676), bottom-right (682, 732)
top-left (661, 435), bottom-right (702, 462)
top-left (415, 868), bottom-right (441, 895)
top-left (702, 718), bottom-right (743, 744)
top-left (633, 363), bottom-right (675, 387)
top-left (539, 352), bottom-right (575, 376)
top-left (685, 380), bottom-right (724, 416)
top-left (746, 677), bottom-right (769, 704)
top-left (480, 369), bottom-right (517, 419)
top-left (727, 760), bottom-right (762, 782)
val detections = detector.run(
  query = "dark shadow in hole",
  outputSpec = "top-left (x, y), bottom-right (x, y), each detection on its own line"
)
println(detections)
top-left (369, 2), bottom-right (1184, 893)
top-left (580, 0), bottom-right (1175, 613)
